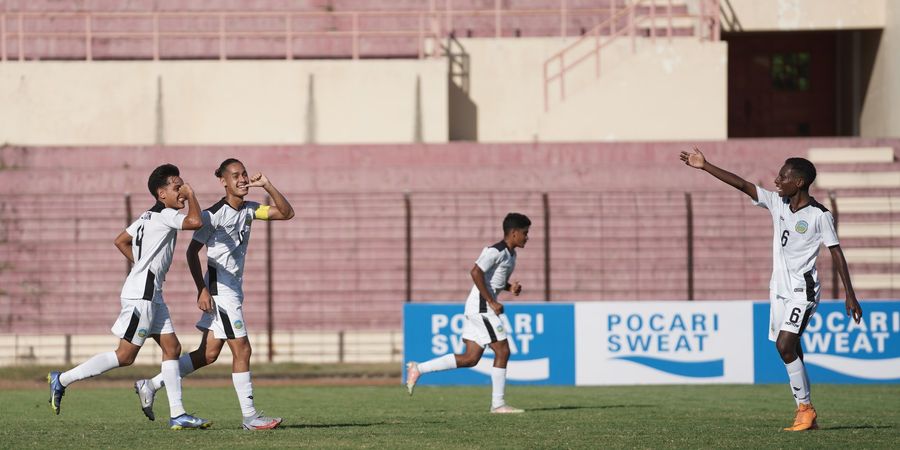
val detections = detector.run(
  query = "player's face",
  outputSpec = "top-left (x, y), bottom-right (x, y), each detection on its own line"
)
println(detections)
top-left (158, 176), bottom-right (186, 209)
top-left (511, 227), bottom-right (530, 248)
top-left (774, 164), bottom-right (801, 198)
top-left (220, 162), bottom-right (250, 198)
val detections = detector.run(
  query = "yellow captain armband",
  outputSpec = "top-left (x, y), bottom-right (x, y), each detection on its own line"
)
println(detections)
top-left (254, 205), bottom-right (271, 220)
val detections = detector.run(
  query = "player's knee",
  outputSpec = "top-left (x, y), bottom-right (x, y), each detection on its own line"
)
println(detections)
top-left (117, 353), bottom-right (137, 367)
top-left (493, 344), bottom-right (511, 360)
top-left (457, 354), bottom-right (479, 367)
top-left (204, 350), bottom-right (219, 365)
top-left (776, 343), bottom-right (797, 362)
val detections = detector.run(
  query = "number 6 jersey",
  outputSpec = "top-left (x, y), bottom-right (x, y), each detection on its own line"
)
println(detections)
top-left (752, 186), bottom-right (839, 301)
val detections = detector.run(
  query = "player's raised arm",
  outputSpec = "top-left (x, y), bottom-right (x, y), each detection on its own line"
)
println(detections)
top-left (471, 265), bottom-right (503, 315)
top-left (248, 173), bottom-right (294, 220)
top-left (829, 245), bottom-right (863, 323)
top-left (680, 147), bottom-right (758, 202)
top-left (179, 183), bottom-right (203, 230)
top-left (114, 230), bottom-right (134, 264)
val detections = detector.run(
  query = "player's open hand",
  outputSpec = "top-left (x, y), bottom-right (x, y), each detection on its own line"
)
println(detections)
top-left (248, 172), bottom-right (270, 188)
top-left (197, 288), bottom-right (215, 314)
top-left (845, 294), bottom-right (863, 323)
top-left (509, 280), bottom-right (522, 296)
top-left (679, 147), bottom-right (706, 169)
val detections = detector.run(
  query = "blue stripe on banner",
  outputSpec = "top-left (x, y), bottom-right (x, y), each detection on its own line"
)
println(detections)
top-left (612, 356), bottom-right (724, 378)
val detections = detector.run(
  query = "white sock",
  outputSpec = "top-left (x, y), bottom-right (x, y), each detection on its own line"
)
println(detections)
top-left (59, 351), bottom-right (119, 387)
top-left (151, 354), bottom-right (195, 390)
top-left (161, 359), bottom-right (186, 417)
top-left (417, 354), bottom-right (457, 374)
top-left (785, 358), bottom-right (811, 405)
top-left (491, 367), bottom-right (507, 409)
top-left (232, 371), bottom-right (257, 418)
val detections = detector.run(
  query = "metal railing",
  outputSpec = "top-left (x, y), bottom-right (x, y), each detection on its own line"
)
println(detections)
top-left (543, 0), bottom-right (721, 111)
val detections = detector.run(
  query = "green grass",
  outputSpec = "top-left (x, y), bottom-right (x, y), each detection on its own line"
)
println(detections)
top-left (1, 383), bottom-right (897, 449)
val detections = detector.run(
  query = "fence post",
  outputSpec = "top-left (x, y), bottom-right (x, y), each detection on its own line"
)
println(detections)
top-left (543, 193), bottom-right (551, 301)
top-left (338, 330), bottom-right (345, 363)
top-left (405, 192), bottom-right (412, 302)
top-left (218, 12), bottom-right (226, 60)
top-left (124, 193), bottom-right (133, 274)
top-left (829, 191), bottom-right (839, 299)
top-left (65, 334), bottom-right (72, 366)
top-left (153, 13), bottom-right (159, 61)
top-left (286, 13), bottom-right (293, 60)
top-left (85, 14), bottom-right (92, 61)
top-left (685, 192), bottom-right (694, 300)
top-left (265, 194), bottom-right (274, 362)
top-left (352, 13), bottom-right (359, 59)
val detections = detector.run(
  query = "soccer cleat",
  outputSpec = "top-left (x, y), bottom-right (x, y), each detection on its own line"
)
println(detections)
top-left (169, 413), bottom-right (211, 430)
top-left (134, 379), bottom-right (156, 421)
top-left (783, 403), bottom-right (818, 431)
top-left (490, 404), bottom-right (525, 414)
top-left (47, 371), bottom-right (66, 415)
top-left (242, 411), bottom-right (283, 430)
top-left (405, 362), bottom-right (421, 395)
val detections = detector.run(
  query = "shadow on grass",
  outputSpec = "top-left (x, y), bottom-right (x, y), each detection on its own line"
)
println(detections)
top-left (282, 419), bottom-right (444, 430)
top-left (527, 404), bottom-right (653, 412)
top-left (819, 424), bottom-right (893, 431)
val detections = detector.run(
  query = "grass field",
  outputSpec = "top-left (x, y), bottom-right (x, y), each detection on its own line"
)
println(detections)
top-left (1, 367), bottom-right (897, 449)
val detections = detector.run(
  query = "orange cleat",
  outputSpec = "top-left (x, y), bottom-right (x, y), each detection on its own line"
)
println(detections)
top-left (784, 403), bottom-right (818, 431)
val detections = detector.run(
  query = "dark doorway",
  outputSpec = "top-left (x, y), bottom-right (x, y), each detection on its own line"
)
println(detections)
top-left (725, 30), bottom-right (880, 138)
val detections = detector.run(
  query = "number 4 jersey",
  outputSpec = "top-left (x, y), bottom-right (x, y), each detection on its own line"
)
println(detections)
top-left (752, 186), bottom-right (839, 301)
top-left (120, 202), bottom-right (187, 301)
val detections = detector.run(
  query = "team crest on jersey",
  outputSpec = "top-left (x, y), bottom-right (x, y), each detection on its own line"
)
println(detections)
top-left (233, 320), bottom-right (244, 330)
top-left (795, 220), bottom-right (809, 234)
top-left (137, 328), bottom-right (148, 338)
top-left (496, 324), bottom-right (504, 333)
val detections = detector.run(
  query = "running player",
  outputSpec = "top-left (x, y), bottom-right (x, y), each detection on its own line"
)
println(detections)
top-left (48, 164), bottom-right (210, 430)
top-left (406, 212), bottom-right (531, 414)
top-left (135, 158), bottom-right (294, 430)
top-left (680, 148), bottom-right (863, 431)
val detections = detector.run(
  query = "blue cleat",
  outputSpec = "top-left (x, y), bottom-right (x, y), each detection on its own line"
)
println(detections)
top-left (47, 371), bottom-right (66, 415)
top-left (169, 413), bottom-right (211, 430)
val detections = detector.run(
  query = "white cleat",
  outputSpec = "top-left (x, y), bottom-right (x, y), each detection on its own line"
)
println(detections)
top-left (134, 379), bottom-right (157, 421)
top-left (490, 404), bottom-right (525, 414)
top-left (405, 362), bottom-right (421, 396)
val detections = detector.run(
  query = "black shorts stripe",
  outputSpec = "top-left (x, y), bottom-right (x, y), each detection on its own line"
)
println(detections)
top-left (798, 306), bottom-right (814, 336)
top-left (141, 271), bottom-right (155, 300)
top-left (123, 309), bottom-right (141, 342)
top-left (482, 316), bottom-right (498, 343)
top-left (208, 267), bottom-right (218, 296)
top-left (803, 270), bottom-right (816, 303)
top-left (218, 306), bottom-right (235, 340)
top-left (479, 295), bottom-right (488, 314)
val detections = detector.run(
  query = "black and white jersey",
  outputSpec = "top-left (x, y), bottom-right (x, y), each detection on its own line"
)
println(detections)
top-left (193, 198), bottom-right (270, 298)
top-left (465, 241), bottom-right (517, 315)
top-left (753, 186), bottom-right (839, 301)
top-left (120, 202), bottom-right (186, 301)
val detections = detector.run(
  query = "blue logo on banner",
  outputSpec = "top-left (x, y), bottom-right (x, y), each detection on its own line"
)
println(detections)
top-left (754, 301), bottom-right (900, 383)
top-left (403, 303), bottom-right (575, 385)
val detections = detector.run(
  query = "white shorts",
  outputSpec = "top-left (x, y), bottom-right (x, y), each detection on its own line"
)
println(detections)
top-left (195, 296), bottom-right (247, 340)
top-left (462, 313), bottom-right (508, 347)
top-left (769, 292), bottom-right (819, 342)
top-left (111, 298), bottom-right (174, 346)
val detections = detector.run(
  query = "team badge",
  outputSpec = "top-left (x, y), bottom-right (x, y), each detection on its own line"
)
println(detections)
top-left (496, 325), bottom-right (504, 333)
top-left (137, 328), bottom-right (148, 338)
top-left (233, 320), bottom-right (244, 330)
top-left (795, 220), bottom-right (809, 234)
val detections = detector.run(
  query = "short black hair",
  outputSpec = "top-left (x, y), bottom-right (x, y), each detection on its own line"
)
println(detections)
top-left (215, 158), bottom-right (243, 178)
top-left (503, 212), bottom-right (531, 235)
top-left (147, 163), bottom-right (180, 198)
top-left (785, 157), bottom-right (817, 189)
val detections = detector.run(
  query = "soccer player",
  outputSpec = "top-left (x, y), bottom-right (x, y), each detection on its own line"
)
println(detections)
top-left (406, 212), bottom-right (531, 414)
top-left (48, 164), bottom-right (210, 430)
top-left (680, 148), bottom-right (863, 431)
top-left (135, 158), bottom-right (294, 430)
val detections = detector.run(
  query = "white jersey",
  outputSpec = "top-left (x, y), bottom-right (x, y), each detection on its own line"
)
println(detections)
top-left (752, 186), bottom-right (839, 301)
top-left (193, 198), bottom-right (270, 298)
top-left (465, 241), bottom-right (517, 315)
top-left (120, 202), bottom-right (186, 302)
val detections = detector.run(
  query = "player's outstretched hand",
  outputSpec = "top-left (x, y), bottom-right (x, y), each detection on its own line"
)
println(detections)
top-left (197, 288), bottom-right (215, 314)
top-left (845, 294), bottom-right (863, 323)
top-left (680, 147), bottom-right (706, 169)
top-left (509, 280), bottom-right (522, 296)
top-left (248, 172), bottom-right (270, 188)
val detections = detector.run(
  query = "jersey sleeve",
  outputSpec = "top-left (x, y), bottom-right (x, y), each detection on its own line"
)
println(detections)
top-left (159, 208), bottom-right (187, 230)
top-left (125, 218), bottom-right (142, 237)
top-left (751, 185), bottom-right (780, 210)
top-left (192, 210), bottom-right (214, 243)
top-left (819, 211), bottom-right (840, 247)
top-left (475, 247), bottom-right (501, 272)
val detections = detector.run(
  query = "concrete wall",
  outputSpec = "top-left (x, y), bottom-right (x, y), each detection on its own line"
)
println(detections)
top-left (861, 0), bottom-right (900, 138)
top-left (458, 37), bottom-right (727, 142)
top-left (725, 0), bottom-right (885, 30)
top-left (0, 60), bottom-right (448, 145)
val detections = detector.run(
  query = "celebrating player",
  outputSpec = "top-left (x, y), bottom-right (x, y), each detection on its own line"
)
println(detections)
top-left (48, 164), bottom-right (210, 430)
top-left (680, 148), bottom-right (863, 431)
top-left (134, 158), bottom-right (294, 430)
top-left (406, 212), bottom-right (531, 414)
